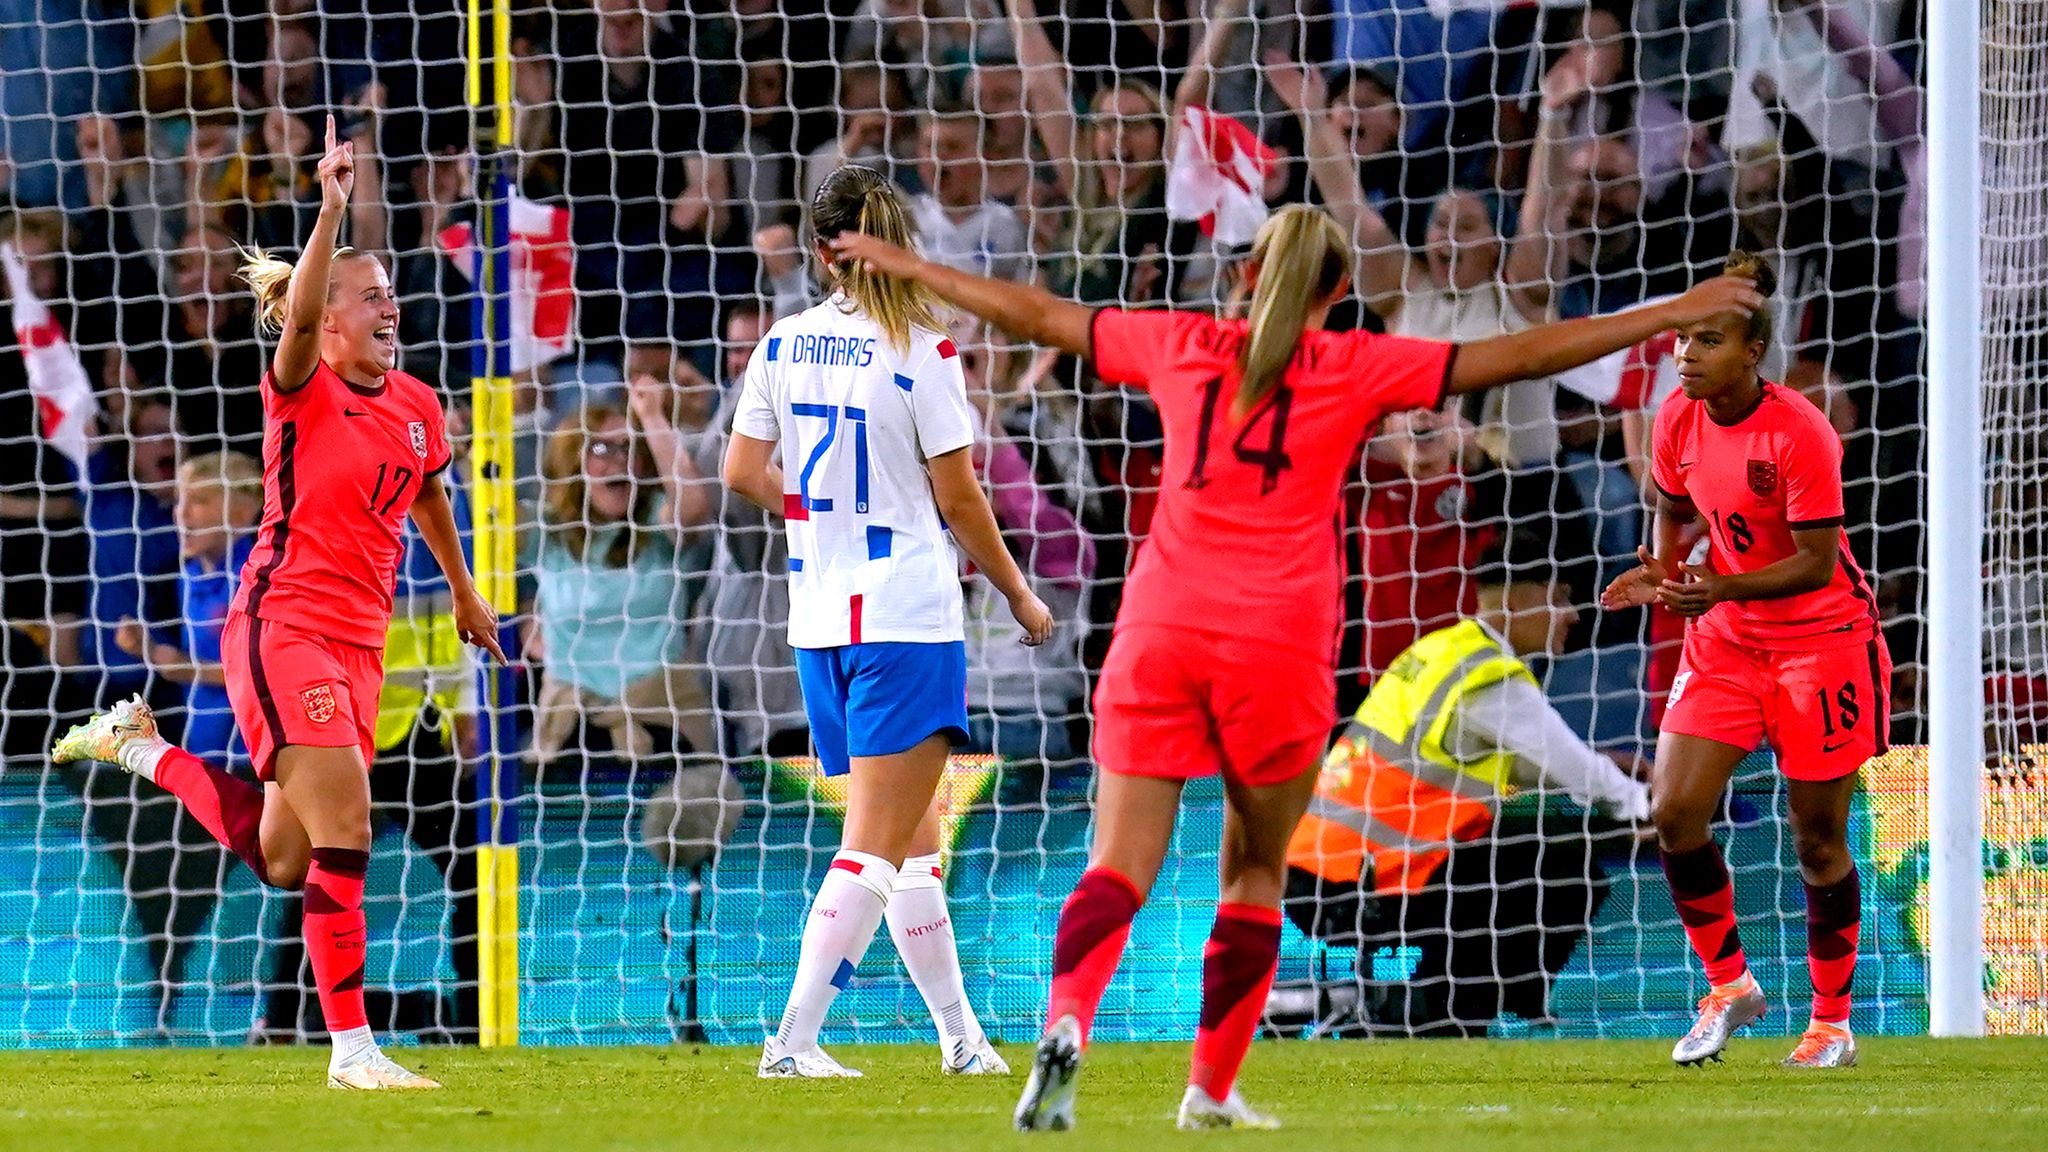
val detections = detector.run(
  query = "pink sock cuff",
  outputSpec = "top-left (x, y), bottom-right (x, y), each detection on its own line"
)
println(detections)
top-left (1083, 866), bottom-right (1142, 904)
top-left (1216, 902), bottom-right (1283, 928)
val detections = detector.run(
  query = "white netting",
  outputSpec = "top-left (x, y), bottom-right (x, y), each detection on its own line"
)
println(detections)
top-left (0, 0), bottom-right (2023, 1046)
top-left (1979, 0), bottom-right (2048, 1034)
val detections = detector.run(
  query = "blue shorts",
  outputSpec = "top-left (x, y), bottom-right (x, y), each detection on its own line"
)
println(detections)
top-left (794, 641), bottom-right (970, 777)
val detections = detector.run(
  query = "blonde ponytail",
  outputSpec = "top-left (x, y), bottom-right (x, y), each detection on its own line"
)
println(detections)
top-left (1235, 205), bottom-right (1350, 417)
top-left (236, 242), bottom-right (362, 336)
top-left (810, 165), bottom-right (942, 351)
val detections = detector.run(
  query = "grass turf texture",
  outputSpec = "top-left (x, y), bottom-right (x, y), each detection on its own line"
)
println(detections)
top-left (1, 1038), bottom-right (2041, 1151)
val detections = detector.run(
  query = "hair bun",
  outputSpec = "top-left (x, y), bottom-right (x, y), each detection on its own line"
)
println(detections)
top-left (1723, 248), bottom-right (1777, 300)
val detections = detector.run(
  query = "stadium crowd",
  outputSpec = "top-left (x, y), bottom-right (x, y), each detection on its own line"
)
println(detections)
top-left (0, 0), bottom-right (1931, 1040)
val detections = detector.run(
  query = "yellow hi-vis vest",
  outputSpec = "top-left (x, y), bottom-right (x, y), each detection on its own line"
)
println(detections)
top-left (376, 592), bottom-right (468, 753)
top-left (1285, 619), bottom-right (1537, 895)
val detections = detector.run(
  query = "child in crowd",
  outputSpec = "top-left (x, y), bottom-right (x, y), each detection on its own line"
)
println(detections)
top-left (114, 452), bottom-right (263, 766)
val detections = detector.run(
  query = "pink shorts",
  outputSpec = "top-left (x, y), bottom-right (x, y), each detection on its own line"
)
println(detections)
top-left (223, 609), bottom-right (382, 781)
top-left (1662, 629), bottom-right (1891, 782)
top-left (1092, 625), bottom-right (1332, 789)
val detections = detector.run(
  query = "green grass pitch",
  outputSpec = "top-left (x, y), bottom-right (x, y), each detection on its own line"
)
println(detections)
top-left (2, 1038), bottom-right (2042, 1151)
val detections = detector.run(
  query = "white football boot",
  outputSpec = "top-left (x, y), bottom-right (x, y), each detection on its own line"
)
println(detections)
top-left (942, 1034), bottom-right (1011, 1075)
top-left (328, 1049), bottom-right (442, 1090)
top-left (1671, 975), bottom-right (1768, 1066)
top-left (758, 1040), bottom-right (862, 1078)
top-left (1013, 1014), bottom-right (1083, 1132)
top-left (1176, 1085), bottom-right (1281, 1131)
top-left (51, 694), bottom-right (165, 778)
top-left (1782, 1022), bottom-right (1858, 1069)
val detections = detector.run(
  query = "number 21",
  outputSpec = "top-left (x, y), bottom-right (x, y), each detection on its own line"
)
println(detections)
top-left (791, 403), bottom-right (870, 514)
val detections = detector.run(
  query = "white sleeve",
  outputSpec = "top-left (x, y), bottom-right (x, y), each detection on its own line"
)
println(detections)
top-left (1456, 679), bottom-right (1651, 822)
top-left (731, 339), bottom-right (781, 443)
top-left (906, 343), bottom-right (978, 460)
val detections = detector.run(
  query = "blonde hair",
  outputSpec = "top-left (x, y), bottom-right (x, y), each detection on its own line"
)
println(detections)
top-left (1236, 205), bottom-right (1352, 416)
top-left (810, 165), bottom-right (943, 351)
top-left (540, 402), bottom-right (660, 567)
top-left (236, 243), bottom-right (373, 336)
top-left (178, 451), bottom-right (264, 509)
top-left (1722, 248), bottom-right (1779, 346)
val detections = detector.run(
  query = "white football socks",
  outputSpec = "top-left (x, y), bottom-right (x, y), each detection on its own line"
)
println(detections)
top-left (119, 736), bottom-right (171, 783)
top-left (773, 850), bottom-right (896, 1053)
top-left (886, 852), bottom-right (985, 1052)
top-left (329, 1024), bottom-right (378, 1070)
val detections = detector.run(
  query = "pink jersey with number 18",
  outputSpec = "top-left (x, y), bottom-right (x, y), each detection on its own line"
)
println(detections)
top-left (1088, 308), bottom-right (1455, 662)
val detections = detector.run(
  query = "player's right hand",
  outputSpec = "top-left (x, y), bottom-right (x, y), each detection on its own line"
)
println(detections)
top-left (317, 113), bottom-right (355, 215)
top-left (1669, 274), bottom-right (1766, 326)
top-left (1600, 545), bottom-right (1669, 610)
top-left (1009, 589), bottom-right (1056, 647)
top-left (830, 232), bottom-right (921, 280)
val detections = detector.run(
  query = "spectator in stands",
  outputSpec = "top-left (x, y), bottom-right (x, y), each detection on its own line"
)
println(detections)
top-left (686, 303), bottom-right (805, 759)
top-left (113, 452), bottom-right (261, 769)
top-left (1283, 550), bottom-right (1650, 1036)
top-left (964, 58), bottom-right (1035, 207)
top-left (907, 101), bottom-right (1032, 283)
top-left (957, 327), bottom-right (1094, 765)
top-left (556, 0), bottom-right (740, 348)
top-left (1007, 0), bottom-right (1176, 305)
top-left (166, 224), bottom-right (265, 456)
top-left (511, 33), bottom-right (567, 200)
top-left (526, 399), bottom-right (718, 772)
top-left (728, 56), bottom-right (799, 238)
top-left (1354, 406), bottom-right (1494, 687)
top-left (800, 64), bottom-right (907, 212)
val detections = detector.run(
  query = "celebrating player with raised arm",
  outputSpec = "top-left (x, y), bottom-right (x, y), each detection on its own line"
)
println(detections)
top-left (835, 205), bottom-right (1762, 1130)
top-left (53, 117), bottom-right (503, 1089)
top-left (1602, 251), bottom-right (1888, 1071)
top-left (727, 165), bottom-right (1053, 1080)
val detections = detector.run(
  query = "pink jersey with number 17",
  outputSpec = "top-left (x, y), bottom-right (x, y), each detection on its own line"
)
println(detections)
top-left (1088, 308), bottom-right (1455, 661)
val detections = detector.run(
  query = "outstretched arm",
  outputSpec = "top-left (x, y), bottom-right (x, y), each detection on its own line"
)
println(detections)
top-left (1169, 0), bottom-right (1250, 153)
top-left (272, 115), bottom-right (354, 394)
top-left (832, 233), bottom-right (1094, 355)
top-left (1450, 276), bottom-right (1765, 394)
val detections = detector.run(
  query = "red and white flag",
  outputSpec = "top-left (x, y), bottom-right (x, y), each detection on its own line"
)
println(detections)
top-left (438, 196), bottom-right (576, 374)
top-left (1, 241), bottom-right (96, 476)
top-left (1553, 298), bottom-right (1681, 411)
top-left (1166, 106), bottom-right (1280, 247)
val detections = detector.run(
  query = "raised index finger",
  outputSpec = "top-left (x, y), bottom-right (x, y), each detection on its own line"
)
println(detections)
top-left (325, 113), bottom-right (336, 153)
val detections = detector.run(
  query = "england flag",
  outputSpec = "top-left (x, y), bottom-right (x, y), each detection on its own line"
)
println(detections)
top-left (438, 195), bottom-right (576, 374)
top-left (1166, 106), bottom-right (1280, 247)
top-left (2, 240), bottom-right (96, 476)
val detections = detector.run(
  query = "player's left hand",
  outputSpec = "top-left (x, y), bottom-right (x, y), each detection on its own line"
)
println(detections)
top-left (1657, 561), bottom-right (1724, 617)
top-left (1008, 588), bottom-right (1056, 647)
top-left (456, 589), bottom-right (508, 662)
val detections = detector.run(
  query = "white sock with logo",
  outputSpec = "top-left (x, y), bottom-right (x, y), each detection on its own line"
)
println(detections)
top-left (772, 850), bottom-right (895, 1054)
top-left (886, 852), bottom-right (985, 1053)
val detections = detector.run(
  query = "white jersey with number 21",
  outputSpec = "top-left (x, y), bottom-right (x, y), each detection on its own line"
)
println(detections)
top-left (733, 293), bottom-right (978, 651)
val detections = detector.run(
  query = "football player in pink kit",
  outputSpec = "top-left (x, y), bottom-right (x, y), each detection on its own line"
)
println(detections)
top-left (1604, 251), bottom-right (1888, 1070)
top-left (53, 117), bottom-right (502, 1088)
top-left (837, 206), bottom-right (1761, 1129)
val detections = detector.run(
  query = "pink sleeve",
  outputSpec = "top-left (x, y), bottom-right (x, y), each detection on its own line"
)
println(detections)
top-left (1781, 409), bottom-right (1846, 528)
top-left (1343, 329), bottom-right (1455, 413)
top-left (1089, 308), bottom-right (1205, 389)
top-left (1649, 399), bottom-right (1685, 502)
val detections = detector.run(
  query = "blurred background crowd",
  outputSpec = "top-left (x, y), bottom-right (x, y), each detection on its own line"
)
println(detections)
top-left (0, 0), bottom-right (1945, 1040)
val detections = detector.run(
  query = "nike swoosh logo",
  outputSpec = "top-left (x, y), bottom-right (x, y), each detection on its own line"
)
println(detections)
top-left (343, 407), bottom-right (369, 417)
top-left (1821, 740), bottom-right (1851, 754)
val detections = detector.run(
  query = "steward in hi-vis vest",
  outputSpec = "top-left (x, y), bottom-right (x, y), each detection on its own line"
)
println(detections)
top-left (1278, 559), bottom-right (1649, 1037)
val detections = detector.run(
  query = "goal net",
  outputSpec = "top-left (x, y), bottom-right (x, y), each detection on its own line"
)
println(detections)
top-left (0, 0), bottom-right (2033, 1046)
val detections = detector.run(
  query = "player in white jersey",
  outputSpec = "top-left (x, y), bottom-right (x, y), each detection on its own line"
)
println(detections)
top-left (726, 165), bottom-right (1055, 1079)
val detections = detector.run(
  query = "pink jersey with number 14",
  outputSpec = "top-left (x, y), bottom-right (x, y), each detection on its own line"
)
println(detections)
top-left (1089, 308), bottom-right (1455, 661)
